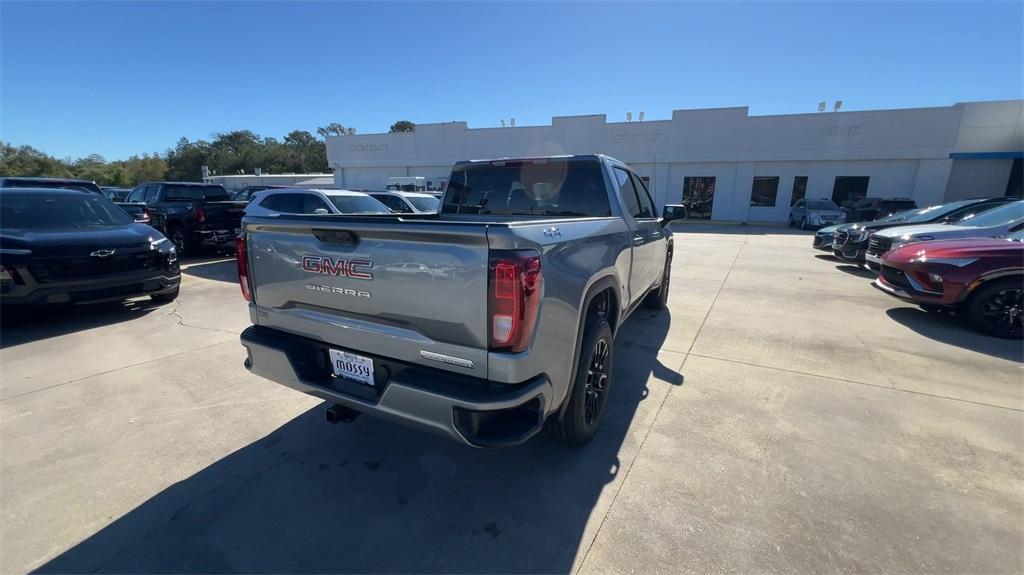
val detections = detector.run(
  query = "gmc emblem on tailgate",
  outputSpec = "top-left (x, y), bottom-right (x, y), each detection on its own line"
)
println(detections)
top-left (301, 256), bottom-right (373, 280)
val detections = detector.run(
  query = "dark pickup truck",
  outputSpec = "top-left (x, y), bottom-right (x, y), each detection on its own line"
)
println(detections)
top-left (122, 182), bottom-right (247, 256)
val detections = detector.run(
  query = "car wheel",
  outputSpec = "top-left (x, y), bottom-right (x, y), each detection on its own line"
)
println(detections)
top-left (800, 217), bottom-right (809, 230)
top-left (966, 279), bottom-right (1023, 339)
top-left (547, 315), bottom-right (614, 446)
top-left (643, 252), bottom-right (672, 309)
top-left (168, 227), bottom-right (191, 257)
top-left (151, 287), bottom-right (180, 304)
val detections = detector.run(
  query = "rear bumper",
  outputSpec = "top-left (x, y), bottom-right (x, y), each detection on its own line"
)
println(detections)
top-left (194, 228), bottom-right (240, 244)
top-left (1, 272), bottom-right (179, 306)
top-left (240, 326), bottom-right (553, 447)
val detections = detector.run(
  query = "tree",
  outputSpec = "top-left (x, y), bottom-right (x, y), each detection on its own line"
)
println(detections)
top-left (389, 120), bottom-right (416, 133)
top-left (316, 123), bottom-right (355, 138)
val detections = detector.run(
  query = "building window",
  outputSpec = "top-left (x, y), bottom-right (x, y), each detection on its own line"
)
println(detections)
top-left (682, 177), bottom-right (716, 220)
top-left (750, 177), bottom-right (780, 207)
top-left (790, 176), bottom-right (808, 206)
top-left (832, 176), bottom-right (870, 207)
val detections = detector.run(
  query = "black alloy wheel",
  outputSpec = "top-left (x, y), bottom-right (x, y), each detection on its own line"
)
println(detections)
top-left (970, 281), bottom-right (1023, 339)
top-left (583, 338), bottom-right (611, 425)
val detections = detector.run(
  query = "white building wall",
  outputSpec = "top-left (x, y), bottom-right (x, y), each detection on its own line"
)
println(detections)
top-left (327, 100), bottom-right (1023, 222)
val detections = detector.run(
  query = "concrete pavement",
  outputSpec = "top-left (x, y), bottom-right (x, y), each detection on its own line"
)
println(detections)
top-left (1, 225), bottom-right (1021, 573)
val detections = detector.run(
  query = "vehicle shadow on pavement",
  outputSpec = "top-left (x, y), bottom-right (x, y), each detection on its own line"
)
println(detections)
top-left (181, 258), bottom-right (238, 284)
top-left (834, 264), bottom-right (876, 279)
top-left (0, 301), bottom-right (163, 350)
top-left (36, 310), bottom-right (681, 574)
top-left (885, 307), bottom-right (1024, 363)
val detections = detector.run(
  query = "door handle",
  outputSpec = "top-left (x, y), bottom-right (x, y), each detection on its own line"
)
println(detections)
top-left (633, 235), bottom-right (644, 246)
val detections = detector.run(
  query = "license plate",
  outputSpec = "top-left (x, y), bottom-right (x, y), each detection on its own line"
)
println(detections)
top-left (329, 349), bottom-right (374, 386)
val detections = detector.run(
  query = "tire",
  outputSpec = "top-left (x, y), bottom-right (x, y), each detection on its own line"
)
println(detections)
top-left (167, 226), bottom-right (193, 258)
top-left (547, 316), bottom-right (614, 447)
top-left (151, 287), bottom-right (179, 304)
top-left (644, 251), bottom-right (672, 309)
top-left (966, 279), bottom-right (1023, 339)
top-left (800, 217), bottom-right (808, 230)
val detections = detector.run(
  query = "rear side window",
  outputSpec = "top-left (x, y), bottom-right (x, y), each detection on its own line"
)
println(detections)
top-left (260, 193), bottom-right (306, 213)
top-left (144, 185), bottom-right (160, 203)
top-left (443, 159), bottom-right (611, 217)
top-left (164, 185), bottom-right (230, 201)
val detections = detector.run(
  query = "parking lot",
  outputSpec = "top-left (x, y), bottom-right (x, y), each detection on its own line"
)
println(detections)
top-left (1, 223), bottom-right (1021, 574)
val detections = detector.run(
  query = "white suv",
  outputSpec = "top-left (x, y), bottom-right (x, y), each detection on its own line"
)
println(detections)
top-left (245, 189), bottom-right (391, 216)
top-left (367, 191), bottom-right (440, 213)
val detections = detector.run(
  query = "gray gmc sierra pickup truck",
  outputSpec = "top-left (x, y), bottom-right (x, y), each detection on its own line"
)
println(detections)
top-left (239, 155), bottom-right (676, 447)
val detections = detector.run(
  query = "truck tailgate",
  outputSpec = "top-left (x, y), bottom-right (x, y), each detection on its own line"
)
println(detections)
top-left (203, 201), bottom-right (247, 230)
top-left (246, 217), bottom-right (491, 379)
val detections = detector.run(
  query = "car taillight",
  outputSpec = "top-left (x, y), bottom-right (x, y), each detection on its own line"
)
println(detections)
top-left (195, 207), bottom-right (206, 223)
top-left (236, 235), bottom-right (252, 301)
top-left (143, 207), bottom-right (154, 223)
top-left (488, 250), bottom-right (542, 352)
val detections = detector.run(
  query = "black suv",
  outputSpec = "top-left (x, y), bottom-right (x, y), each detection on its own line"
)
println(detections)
top-left (0, 188), bottom-right (180, 307)
top-left (842, 197), bottom-right (918, 223)
top-left (123, 182), bottom-right (247, 256)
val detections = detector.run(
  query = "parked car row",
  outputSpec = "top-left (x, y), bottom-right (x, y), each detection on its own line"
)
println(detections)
top-left (811, 198), bottom-right (1024, 338)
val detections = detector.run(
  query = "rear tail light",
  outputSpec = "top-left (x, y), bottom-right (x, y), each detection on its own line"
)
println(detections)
top-left (195, 207), bottom-right (206, 223)
top-left (236, 235), bottom-right (252, 301)
top-left (488, 250), bottom-right (542, 352)
top-left (143, 207), bottom-right (154, 223)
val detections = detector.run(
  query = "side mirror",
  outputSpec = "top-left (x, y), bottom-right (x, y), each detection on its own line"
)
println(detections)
top-left (313, 208), bottom-right (330, 215)
top-left (662, 204), bottom-right (687, 224)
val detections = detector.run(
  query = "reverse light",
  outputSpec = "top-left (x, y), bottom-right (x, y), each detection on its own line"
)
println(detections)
top-left (236, 235), bottom-right (252, 301)
top-left (488, 250), bottom-right (542, 352)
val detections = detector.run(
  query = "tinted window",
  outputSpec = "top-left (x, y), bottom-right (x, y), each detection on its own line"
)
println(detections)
top-left (407, 195), bottom-right (439, 212)
top-left (1, 192), bottom-right (133, 228)
top-left (955, 201), bottom-right (1024, 227)
top-left (371, 194), bottom-right (411, 213)
top-left (750, 177), bottom-right (780, 207)
top-left (163, 185), bottom-right (230, 201)
top-left (806, 200), bottom-right (839, 210)
top-left (303, 194), bottom-right (330, 213)
top-left (613, 168), bottom-right (643, 218)
top-left (631, 173), bottom-right (656, 218)
top-left (265, 193), bottom-right (306, 213)
top-left (790, 176), bottom-right (808, 206)
top-left (880, 200), bottom-right (917, 210)
top-left (127, 186), bottom-right (145, 202)
top-left (328, 195), bottom-right (391, 214)
top-left (443, 159), bottom-right (611, 217)
top-left (144, 185), bottom-right (160, 203)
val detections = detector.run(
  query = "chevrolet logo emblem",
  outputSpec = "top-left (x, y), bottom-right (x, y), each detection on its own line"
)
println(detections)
top-left (90, 249), bottom-right (116, 258)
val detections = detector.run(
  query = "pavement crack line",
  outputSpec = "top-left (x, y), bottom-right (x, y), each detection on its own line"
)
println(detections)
top-left (164, 304), bottom-right (237, 335)
top-left (575, 235), bottom-right (748, 574)
top-left (0, 339), bottom-right (236, 402)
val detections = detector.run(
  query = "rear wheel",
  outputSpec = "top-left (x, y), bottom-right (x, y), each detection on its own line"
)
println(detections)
top-left (547, 315), bottom-right (614, 446)
top-left (168, 226), bottom-right (193, 258)
top-left (966, 279), bottom-right (1023, 339)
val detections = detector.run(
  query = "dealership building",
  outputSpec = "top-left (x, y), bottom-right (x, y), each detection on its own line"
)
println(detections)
top-left (326, 100), bottom-right (1023, 222)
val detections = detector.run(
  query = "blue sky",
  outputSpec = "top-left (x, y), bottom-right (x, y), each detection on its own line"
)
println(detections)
top-left (2, 1), bottom-right (1022, 160)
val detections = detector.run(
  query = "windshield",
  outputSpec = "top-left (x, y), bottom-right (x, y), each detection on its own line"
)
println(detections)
top-left (164, 185), bottom-right (231, 201)
top-left (806, 200), bottom-right (839, 210)
top-left (407, 195), bottom-right (439, 212)
top-left (955, 201), bottom-right (1024, 227)
top-left (443, 159), bottom-right (611, 217)
top-left (328, 195), bottom-right (391, 214)
top-left (0, 192), bottom-right (133, 228)
top-left (899, 200), bottom-right (977, 223)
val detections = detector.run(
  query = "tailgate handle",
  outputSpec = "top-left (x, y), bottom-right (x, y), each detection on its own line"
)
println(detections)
top-left (313, 229), bottom-right (359, 246)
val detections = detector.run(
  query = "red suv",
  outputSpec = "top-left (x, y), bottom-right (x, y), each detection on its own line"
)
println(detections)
top-left (873, 232), bottom-right (1023, 338)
